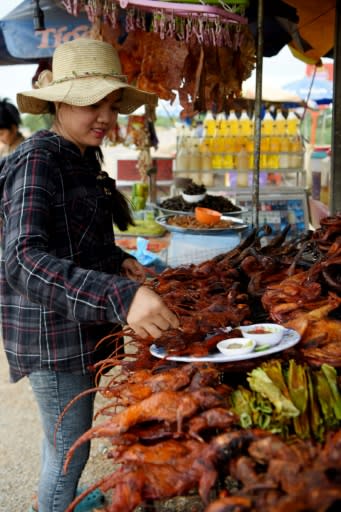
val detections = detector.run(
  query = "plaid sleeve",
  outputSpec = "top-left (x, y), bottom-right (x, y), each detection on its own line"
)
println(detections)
top-left (2, 149), bottom-right (140, 324)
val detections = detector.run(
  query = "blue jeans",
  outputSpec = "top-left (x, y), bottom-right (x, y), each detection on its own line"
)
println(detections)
top-left (29, 371), bottom-right (95, 512)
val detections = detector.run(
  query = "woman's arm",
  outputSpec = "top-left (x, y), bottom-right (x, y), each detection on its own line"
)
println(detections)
top-left (2, 149), bottom-right (140, 325)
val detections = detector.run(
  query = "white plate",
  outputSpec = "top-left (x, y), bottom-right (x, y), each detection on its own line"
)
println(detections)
top-left (150, 328), bottom-right (300, 363)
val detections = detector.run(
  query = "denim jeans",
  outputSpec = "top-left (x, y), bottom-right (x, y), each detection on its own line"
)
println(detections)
top-left (29, 370), bottom-right (95, 512)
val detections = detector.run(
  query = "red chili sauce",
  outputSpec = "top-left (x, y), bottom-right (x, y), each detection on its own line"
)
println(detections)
top-left (247, 327), bottom-right (272, 334)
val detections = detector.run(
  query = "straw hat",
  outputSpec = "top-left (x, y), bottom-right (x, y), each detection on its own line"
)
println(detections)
top-left (17, 38), bottom-right (157, 115)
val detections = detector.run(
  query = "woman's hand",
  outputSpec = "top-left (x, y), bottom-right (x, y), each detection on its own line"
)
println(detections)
top-left (127, 286), bottom-right (179, 339)
top-left (121, 258), bottom-right (146, 283)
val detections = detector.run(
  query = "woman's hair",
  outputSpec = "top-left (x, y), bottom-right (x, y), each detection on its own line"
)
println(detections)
top-left (95, 148), bottom-right (135, 231)
top-left (48, 102), bottom-right (135, 230)
top-left (0, 98), bottom-right (21, 129)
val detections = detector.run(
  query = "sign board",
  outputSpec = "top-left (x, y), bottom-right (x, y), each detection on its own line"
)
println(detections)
top-left (0, 0), bottom-right (90, 64)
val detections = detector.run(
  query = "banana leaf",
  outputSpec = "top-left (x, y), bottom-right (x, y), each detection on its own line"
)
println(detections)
top-left (315, 370), bottom-right (339, 428)
top-left (287, 360), bottom-right (310, 439)
top-left (230, 387), bottom-right (253, 428)
top-left (247, 367), bottom-right (300, 418)
top-left (321, 364), bottom-right (341, 421)
top-left (307, 370), bottom-right (325, 442)
top-left (261, 360), bottom-right (291, 400)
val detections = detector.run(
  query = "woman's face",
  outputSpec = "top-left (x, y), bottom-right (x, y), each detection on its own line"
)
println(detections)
top-left (0, 125), bottom-right (18, 146)
top-left (53, 90), bottom-right (122, 153)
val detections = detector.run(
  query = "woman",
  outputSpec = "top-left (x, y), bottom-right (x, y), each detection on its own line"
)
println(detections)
top-left (0, 97), bottom-right (25, 157)
top-left (0, 38), bottom-right (179, 512)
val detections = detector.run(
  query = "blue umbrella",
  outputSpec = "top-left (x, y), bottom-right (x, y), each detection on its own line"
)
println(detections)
top-left (0, 0), bottom-right (90, 65)
top-left (283, 75), bottom-right (333, 105)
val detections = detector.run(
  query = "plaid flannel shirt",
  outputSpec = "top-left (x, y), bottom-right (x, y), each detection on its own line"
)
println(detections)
top-left (0, 130), bottom-right (140, 382)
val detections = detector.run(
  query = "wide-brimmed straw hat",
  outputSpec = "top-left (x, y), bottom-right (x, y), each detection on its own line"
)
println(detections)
top-left (17, 38), bottom-right (157, 115)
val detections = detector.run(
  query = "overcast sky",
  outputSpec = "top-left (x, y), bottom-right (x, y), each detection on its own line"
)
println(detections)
top-left (0, 0), bottom-right (327, 108)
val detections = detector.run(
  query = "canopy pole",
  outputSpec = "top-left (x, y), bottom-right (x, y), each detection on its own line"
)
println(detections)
top-left (251, 0), bottom-right (264, 228)
top-left (330, 0), bottom-right (341, 214)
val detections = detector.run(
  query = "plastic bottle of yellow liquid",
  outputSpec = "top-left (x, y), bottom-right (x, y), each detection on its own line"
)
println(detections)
top-left (239, 110), bottom-right (252, 136)
top-left (228, 110), bottom-right (239, 136)
top-left (236, 145), bottom-right (249, 187)
top-left (216, 113), bottom-right (225, 136)
top-left (246, 137), bottom-right (254, 170)
top-left (203, 110), bottom-right (216, 138)
top-left (201, 143), bottom-right (214, 186)
top-left (269, 137), bottom-right (280, 169)
top-left (260, 136), bottom-right (269, 169)
top-left (275, 111), bottom-right (287, 136)
top-left (290, 136), bottom-right (303, 168)
top-left (211, 137), bottom-right (223, 170)
top-left (188, 143), bottom-right (201, 182)
top-left (218, 112), bottom-right (231, 136)
top-left (222, 137), bottom-right (234, 170)
top-left (261, 110), bottom-right (274, 136)
top-left (279, 136), bottom-right (290, 168)
top-left (175, 129), bottom-right (190, 178)
top-left (176, 124), bottom-right (186, 144)
top-left (287, 110), bottom-right (300, 136)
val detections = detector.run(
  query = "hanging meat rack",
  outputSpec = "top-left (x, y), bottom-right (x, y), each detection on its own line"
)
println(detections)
top-left (61, 0), bottom-right (248, 46)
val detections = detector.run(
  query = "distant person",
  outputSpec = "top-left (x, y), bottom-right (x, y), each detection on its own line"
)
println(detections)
top-left (0, 98), bottom-right (25, 157)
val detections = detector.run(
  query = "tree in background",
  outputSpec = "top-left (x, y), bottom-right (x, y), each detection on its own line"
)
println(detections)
top-left (22, 113), bottom-right (53, 135)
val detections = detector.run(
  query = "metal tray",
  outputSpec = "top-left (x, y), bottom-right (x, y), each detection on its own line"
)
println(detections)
top-left (155, 214), bottom-right (249, 235)
top-left (156, 204), bottom-right (248, 217)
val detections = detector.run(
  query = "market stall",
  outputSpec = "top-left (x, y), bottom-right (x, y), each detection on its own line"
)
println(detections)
top-left (31, 2), bottom-right (341, 511)
top-left (57, 0), bottom-right (324, 235)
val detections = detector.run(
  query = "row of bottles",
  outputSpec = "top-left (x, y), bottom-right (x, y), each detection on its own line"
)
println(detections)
top-left (203, 109), bottom-right (300, 138)
top-left (176, 138), bottom-right (214, 186)
top-left (175, 134), bottom-right (304, 175)
top-left (175, 109), bottom-right (304, 188)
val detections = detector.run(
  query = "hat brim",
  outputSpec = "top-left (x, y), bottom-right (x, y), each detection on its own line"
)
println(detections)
top-left (17, 77), bottom-right (157, 115)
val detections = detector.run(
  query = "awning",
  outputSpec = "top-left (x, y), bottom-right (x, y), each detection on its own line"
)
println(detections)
top-left (242, 83), bottom-right (303, 105)
top-left (286, 0), bottom-right (335, 64)
top-left (0, 0), bottom-right (90, 65)
top-left (246, 0), bottom-right (335, 63)
top-left (283, 75), bottom-right (333, 104)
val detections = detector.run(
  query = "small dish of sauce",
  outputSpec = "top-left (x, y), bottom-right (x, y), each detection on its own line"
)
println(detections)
top-left (217, 337), bottom-right (256, 356)
top-left (239, 323), bottom-right (285, 346)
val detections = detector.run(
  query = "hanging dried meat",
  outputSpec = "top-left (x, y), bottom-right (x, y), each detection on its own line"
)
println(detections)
top-left (136, 33), bottom-right (189, 102)
top-left (61, 0), bottom-right (256, 116)
top-left (179, 36), bottom-right (204, 116)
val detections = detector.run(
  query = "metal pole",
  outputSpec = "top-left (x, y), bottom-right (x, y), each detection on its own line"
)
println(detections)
top-left (330, 0), bottom-right (341, 214)
top-left (251, 0), bottom-right (264, 227)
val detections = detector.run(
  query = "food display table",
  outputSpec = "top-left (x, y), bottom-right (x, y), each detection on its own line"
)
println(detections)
top-left (165, 231), bottom-right (241, 267)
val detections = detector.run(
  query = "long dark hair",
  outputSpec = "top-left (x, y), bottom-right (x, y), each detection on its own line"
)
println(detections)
top-left (95, 147), bottom-right (135, 231)
top-left (0, 98), bottom-right (21, 129)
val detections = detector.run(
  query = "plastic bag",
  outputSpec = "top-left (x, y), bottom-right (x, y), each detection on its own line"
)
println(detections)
top-left (131, 237), bottom-right (158, 265)
top-left (131, 237), bottom-right (168, 272)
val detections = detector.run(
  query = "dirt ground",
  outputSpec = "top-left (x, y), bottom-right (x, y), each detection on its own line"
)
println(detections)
top-left (0, 346), bottom-right (115, 512)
